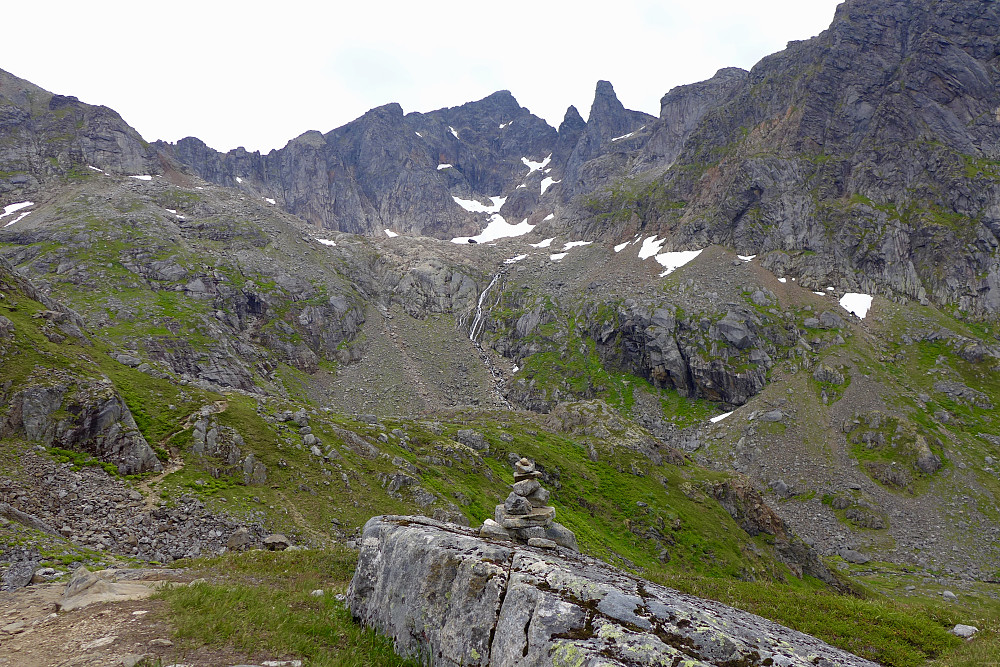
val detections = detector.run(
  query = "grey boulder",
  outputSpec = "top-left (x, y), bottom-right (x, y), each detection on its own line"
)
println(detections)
top-left (347, 515), bottom-right (880, 666)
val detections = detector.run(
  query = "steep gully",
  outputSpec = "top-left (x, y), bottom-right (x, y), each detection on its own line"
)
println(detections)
top-left (469, 270), bottom-right (512, 410)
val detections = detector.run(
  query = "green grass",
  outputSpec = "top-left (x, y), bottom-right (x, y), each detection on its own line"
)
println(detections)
top-left (158, 549), bottom-right (418, 666)
top-left (655, 573), bottom-right (963, 667)
top-left (157, 544), bottom-right (998, 667)
top-left (47, 446), bottom-right (119, 475)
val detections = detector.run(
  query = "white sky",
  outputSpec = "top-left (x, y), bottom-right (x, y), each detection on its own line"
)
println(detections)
top-left (1, 0), bottom-right (843, 154)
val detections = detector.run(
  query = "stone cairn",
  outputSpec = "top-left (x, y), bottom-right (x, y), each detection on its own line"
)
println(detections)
top-left (480, 458), bottom-right (578, 551)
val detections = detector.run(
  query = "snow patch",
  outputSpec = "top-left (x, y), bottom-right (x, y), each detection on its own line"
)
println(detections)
top-left (826, 286), bottom-right (834, 291)
top-left (516, 184), bottom-right (526, 189)
top-left (317, 238), bottom-right (337, 247)
top-left (614, 240), bottom-right (632, 253)
top-left (540, 177), bottom-right (560, 195)
top-left (655, 250), bottom-right (702, 277)
top-left (543, 213), bottom-right (554, 221)
top-left (384, 229), bottom-right (399, 238)
top-left (499, 121), bottom-right (511, 129)
top-left (612, 131), bottom-right (635, 142)
top-left (1, 201), bottom-right (34, 219)
top-left (264, 198), bottom-right (276, 205)
top-left (415, 132), bottom-right (423, 138)
top-left (840, 293), bottom-right (873, 319)
top-left (451, 215), bottom-right (534, 244)
top-left (165, 208), bottom-right (177, 214)
top-left (737, 255), bottom-right (756, 262)
top-left (813, 291), bottom-right (825, 296)
top-left (129, 175), bottom-right (152, 181)
top-left (710, 411), bottom-right (734, 424)
top-left (87, 165), bottom-right (105, 173)
top-left (778, 278), bottom-right (787, 283)
top-left (521, 154), bottom-right (552, 174)
top-left (3, 211), bottom-right (31, 227)
top-left (235, 176), bottom-right (243, 184)
top-left (638, 236), bottom-right (666, 260)
top-left (563, 241), bottom-right (592, 250)
top-left (550, 252), bottom-right (568, 261)
top-left (504, 254), bottom-right (528, 264)
top-left (512, 365), bottom-right (519, 373)
top-left (452, 195), bottom-right (506, 214)
top-left (437, 164), bottom-right (453, 170)
top-left (530, 237), bottom-right (555, 248)
top-left (449, 126), bottom-right (459, 139)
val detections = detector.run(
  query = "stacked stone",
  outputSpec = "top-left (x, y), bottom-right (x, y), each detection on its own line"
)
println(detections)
top-left (480, 458), bottom-right (577, 551)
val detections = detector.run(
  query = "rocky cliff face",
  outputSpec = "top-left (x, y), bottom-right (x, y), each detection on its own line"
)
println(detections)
top-left (487, 286), bottom-right (794, 411)
top-left (157, 91), bottom-right (560, 238)
top-left (0, 69), bottom-right (158, 198)
top-left (348, 515), bottom-right (878, 667)
top-left (573, 0), bottom-right (1000, 315)
top-left (560, 80), bottom-right (656, 199)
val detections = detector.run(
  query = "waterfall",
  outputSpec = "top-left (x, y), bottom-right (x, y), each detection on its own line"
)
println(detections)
top-left (469, 272), bottom-right (502, 341)
top-left (467, 270), bottom-right (512, 410)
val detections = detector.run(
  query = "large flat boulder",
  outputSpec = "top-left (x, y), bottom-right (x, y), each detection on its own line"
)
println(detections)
top-left (347, 515), bottom-right (879, 667)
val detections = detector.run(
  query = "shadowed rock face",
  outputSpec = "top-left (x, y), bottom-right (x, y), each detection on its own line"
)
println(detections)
top-left (158, 92), bottom-right (559, 239)
top-left (347, 515), bottom-right (879, 667)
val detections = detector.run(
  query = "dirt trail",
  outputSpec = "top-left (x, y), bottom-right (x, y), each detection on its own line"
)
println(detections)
top-left (137, 400), bottom-right (230, 509)
top-left (0, 568), bottom-right (285, 667)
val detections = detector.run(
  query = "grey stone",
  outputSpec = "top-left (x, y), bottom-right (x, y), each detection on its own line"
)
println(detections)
top-left (121, 654), bottom-right (155, 667)
top-left (813, 364), bottom-right (845, 385)
top-left (347, 516), bottom-right (880, 667)
top-left (544, 522), bottom-right (579, 552)
top-left (479, 519), bottom-right (512, 541)
top-left (916, 452), bottom-right (943, 474)
top-left (1, 560), bottom-right (37, 591)
top-left (503, 492), bottom-right (532, 516)
top-left (514, 457), bottom-right (535, 475)
top-left (818, 311), bottom-right (845, 329)
top-left (264, 534), bottom-right (290, 551)
top-left (226, 527), bottom-right (251, 550)
top-left (456, 429), bottom-right (488, 451)
top-left (510, 478), bottom-right (540, 496)
top-left (952, 624), bottom-right (978, 638)
top-left (943, 590), bottom-right (959, 601)
top-left (751, 289), bottom-right (774, 306)
top-left (760, 410), bottom-right (785, 422)
top-left (524, 485), bottom-right (550, 508)
top-left (526, 537), bottom-right (557, 549)
top-left (838, 548), bottom-right (870, 564)
top-left (495, 504), bottom-right (555, 529)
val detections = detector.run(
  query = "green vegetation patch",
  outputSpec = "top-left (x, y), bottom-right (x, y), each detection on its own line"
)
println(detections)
top-left (159, 548), bottom-right (418, 667)
top-left (655, 574), bottom-right (961, 667)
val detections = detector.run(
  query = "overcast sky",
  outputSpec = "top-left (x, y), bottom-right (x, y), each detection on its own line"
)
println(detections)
top-left (1, 0), bottom-right (843, 154)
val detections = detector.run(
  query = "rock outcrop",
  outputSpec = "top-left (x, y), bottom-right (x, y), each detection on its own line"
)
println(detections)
top-left (348, 515), bottom-right (878, 667)
top-left (0, 68), bottom-right (158, 198)
top-left (1, 381), bottom-right (162, 475)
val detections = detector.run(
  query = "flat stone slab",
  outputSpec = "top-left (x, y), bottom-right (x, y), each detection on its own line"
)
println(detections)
top-left (495, 504), bottom-right (555, 529)
top-left (58, 567), bottom-right (163, 612)
top-left (347, 515), bottom-right (880, 667)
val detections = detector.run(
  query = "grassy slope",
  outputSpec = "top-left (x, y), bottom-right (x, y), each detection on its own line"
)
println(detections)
top-left (3, 177), bottom-right (1000, 665)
